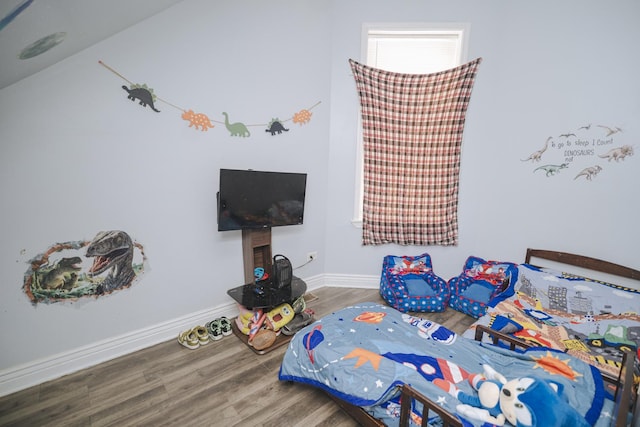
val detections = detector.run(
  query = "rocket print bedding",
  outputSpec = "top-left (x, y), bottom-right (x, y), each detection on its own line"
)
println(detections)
top-left (279, 303), bottom-right (614, 427)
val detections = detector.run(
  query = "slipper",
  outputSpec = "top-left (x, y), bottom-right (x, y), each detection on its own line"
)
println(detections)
top-left (193, 326), bottom-right (210, 345)
top-left (281, 312), bottom-right (315, 336)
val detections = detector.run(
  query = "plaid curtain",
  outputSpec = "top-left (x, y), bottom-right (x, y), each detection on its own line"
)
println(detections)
top-left (349, 58), bottom-right (482, 246)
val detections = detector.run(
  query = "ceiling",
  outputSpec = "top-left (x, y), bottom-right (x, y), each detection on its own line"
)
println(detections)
top-left (0, 0), bottom-right (185, 90)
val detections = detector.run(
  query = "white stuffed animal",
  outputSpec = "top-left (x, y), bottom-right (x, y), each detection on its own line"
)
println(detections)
top-left (436, 364), bottom-right (507, 425)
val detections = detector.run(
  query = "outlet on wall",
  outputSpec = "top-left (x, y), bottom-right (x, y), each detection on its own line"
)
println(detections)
top-left (307, 251), bottom-right (318, 262)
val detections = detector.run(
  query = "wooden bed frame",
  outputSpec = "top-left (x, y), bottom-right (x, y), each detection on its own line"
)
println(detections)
top-left (330, 249), bottom-right (640, 427)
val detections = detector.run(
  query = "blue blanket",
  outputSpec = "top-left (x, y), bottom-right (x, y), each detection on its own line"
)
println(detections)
top-left (279, 303), bottom-right (611, 427)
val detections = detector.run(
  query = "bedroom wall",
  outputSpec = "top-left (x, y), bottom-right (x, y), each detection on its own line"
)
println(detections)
top-left (0, 0), bottom-right (332, 391)
top-left (0, 0), bottom-right (638, 395)
top-left (324, 0), bottom-right (640, 281)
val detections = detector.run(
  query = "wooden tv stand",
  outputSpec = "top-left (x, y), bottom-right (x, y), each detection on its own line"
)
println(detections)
top-left (242, 228), bottom-right (272, 284)
top-left (233, 227), bottom-right (307, 354)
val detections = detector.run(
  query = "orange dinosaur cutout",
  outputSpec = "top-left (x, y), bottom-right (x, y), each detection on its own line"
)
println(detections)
top-left (181, 109), bottom-right (214, 131)
top-left (292, 109), bottom-right (312, 125)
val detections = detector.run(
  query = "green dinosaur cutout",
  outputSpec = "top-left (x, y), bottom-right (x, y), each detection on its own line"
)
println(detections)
top-left (222, 112), bottom-right (250, 137)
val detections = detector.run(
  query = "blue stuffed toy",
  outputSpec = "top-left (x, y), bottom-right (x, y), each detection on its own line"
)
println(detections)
top-left (435, 364), bottom-right (590, 427)
top-left (499, 376), bottom-right (590, 427)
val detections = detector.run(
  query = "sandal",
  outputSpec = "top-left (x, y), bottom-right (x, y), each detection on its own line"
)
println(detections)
top-left (178, 328), bottom-right (200, 350)
top-left (193, 325), bottom-right (210, 346)
top-left (291, 295), bottom-right (306, 314)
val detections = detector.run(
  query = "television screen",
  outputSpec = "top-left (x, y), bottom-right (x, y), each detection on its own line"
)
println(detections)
top-left (217, 169), bottom-right (307, 231)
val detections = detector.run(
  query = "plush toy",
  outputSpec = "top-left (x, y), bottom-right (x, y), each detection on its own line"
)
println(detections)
top-left (435, 364), bottom-right (507, 425)
top-left (235, 304), bottom-right (255, 335)
top-left (435, 364), bottom-right (590, 427)
top-left (265, 303), bottom-right (295, 331)
top-left (499, 376), bottom-right (590, 427)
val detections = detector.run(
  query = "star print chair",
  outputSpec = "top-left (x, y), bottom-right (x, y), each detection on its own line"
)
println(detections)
top-left (448, 256), bottom-right (519, 319)
top-left (379, 253), bottom-right (449, 313)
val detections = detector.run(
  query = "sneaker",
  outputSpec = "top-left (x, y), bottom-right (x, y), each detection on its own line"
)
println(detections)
top-left (206, 320), bottom-right (223, 341)
top-left (193, 325), bottom-right (210, 346)
top-left (219, 317), bottom-right (233, 336)
top-left (178, 329), bottom-right (200, 350)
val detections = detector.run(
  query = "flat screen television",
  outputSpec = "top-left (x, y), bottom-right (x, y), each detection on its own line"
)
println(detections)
top-left (217, 169), bottom-right (307, 231)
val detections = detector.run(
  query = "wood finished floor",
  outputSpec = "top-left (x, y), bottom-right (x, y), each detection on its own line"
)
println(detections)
top-left (0, 287), bottom-right (476, 427)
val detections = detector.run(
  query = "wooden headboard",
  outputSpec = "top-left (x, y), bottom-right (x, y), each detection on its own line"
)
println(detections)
top-left (525, 248), bottom-right (640, 282)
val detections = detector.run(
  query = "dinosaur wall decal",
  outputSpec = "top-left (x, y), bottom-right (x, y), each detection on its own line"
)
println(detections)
top-left (574, 165), bottom-right (602, 181)
top-left (534, 163), bottom-right (568, 177)
top-left (599, 145), bottom-right (633, 162)
top-left (86, 230), bottom-right (136, 294)
top-left (521, 136), bottom-right (551, 162)
top-left (23, 231), bottom-right (147, 304)
top-left (522, 123), bottom-right (633, 183)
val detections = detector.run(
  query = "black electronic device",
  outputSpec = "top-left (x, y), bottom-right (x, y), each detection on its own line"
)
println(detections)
top-left (217, 169), bottom-right (307, 231)
top-left (272, 254), bottom-right (292, 289)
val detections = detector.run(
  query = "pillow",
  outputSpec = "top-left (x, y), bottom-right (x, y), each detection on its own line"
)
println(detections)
top-left (460, 283), bottom-right (493, 303)
top-left (404, 277), bottom-right (436, 297)
top-left (388, 253), bottom-right (433, 274)
top-left (464, 258), bottom-right (513, 288)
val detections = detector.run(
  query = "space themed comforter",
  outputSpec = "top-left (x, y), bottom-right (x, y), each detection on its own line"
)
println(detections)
top-left (279, 303), bottom-right (613, 427)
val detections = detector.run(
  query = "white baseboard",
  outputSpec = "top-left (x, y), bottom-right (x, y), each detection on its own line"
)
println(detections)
top-left (0, 273), bottom-right (378, 397)
top-left (321, 273), bottom-right (379, 289)
top-left (0, 301), bottom-right (238, 398)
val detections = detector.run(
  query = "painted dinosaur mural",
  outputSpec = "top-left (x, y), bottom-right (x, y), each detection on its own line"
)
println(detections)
top-left (23, 230), bottom-right (147, 305)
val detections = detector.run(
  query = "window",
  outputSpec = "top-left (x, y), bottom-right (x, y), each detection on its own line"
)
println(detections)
top-left (352, 23), bottom-right (470, 224)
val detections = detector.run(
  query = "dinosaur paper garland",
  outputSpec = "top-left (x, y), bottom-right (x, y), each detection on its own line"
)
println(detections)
top-left (99, 60), bottom-right (320, 137)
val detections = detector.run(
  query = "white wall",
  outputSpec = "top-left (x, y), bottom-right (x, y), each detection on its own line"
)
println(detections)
top-left (1, 0), bottom-right (638, 395)
top-left (325, 0), bottom-right (640, 280)
top-left (0, 0), bottom-right (332, 389)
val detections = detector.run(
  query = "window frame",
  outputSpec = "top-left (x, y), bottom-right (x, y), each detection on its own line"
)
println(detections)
top-left (352, 22), bottom-right (470, 226)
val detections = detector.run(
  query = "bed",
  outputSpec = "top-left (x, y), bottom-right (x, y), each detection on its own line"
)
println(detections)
top-left (463, 249), bottom-right (640, 382)
top-left (278, 250), bottom-right (639, 427)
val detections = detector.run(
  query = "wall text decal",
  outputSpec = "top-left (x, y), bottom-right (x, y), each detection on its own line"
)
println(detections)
top-left (521, 124), bottom-right (633, 181)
